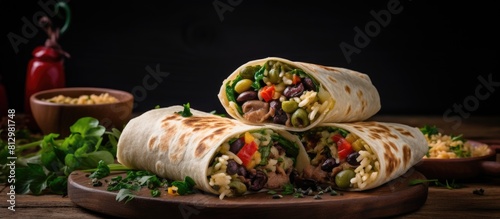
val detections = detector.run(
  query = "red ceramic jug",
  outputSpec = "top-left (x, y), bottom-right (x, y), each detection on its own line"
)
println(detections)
top-left (24, 46), bottom-right (66, 115)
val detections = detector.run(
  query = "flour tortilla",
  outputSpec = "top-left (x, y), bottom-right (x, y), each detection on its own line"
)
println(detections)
top-left (218, 57), bottom-right (381, 132)
top-left (298, 121), bottom-right (427, 191)
top-left (116, 105), bottom-right (309, 195)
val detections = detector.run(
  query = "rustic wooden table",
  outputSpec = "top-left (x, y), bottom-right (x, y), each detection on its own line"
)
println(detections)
top-left (2, 115), bottom-right (500, 218)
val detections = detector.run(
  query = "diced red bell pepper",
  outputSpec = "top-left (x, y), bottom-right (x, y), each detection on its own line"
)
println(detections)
top-left (332, 134), bottom-right (353, 160)
top-left (332, 133), bottom-right (342, 142)
top-left (292, 74), bottom-right (301, 84)
top-left (259, 85), bottom-right (275, 102)
top-left (236, 141), bottom-right (258, 166)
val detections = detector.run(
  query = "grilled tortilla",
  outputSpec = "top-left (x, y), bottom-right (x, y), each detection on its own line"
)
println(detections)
top-left (218, 57), bottom-right (381, 132)
top-left (116, 105), bottom-right (309, 199)
top-left (294, 121), bottom-right (427, 191)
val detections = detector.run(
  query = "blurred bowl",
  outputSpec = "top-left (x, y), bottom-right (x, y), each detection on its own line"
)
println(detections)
top-left (414, 141), bottom-right (500, 180)
top-left (30, 87), bottom-right (134, 137)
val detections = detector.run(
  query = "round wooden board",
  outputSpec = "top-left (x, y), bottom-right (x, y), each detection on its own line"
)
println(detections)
top-left (68, 168), bottom-right (428, 219)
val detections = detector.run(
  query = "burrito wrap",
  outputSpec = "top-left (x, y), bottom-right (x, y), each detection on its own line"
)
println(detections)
top-left (117, 105), bottom-right (309, 195)
top-left (300, 121), bottom-right (427, 191)
top-left (218, 57), bottom-right (381, 131)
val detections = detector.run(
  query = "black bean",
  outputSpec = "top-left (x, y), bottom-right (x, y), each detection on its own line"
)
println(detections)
top-left (236, 91), bottom-right (258, 103)
top-left (269, 100), bottom-right (281, 110)
top-left (346, 152), bottom-right (361, 166)
top-left (273, 108), bottom-right (288, 125)
top-left (229, 138), bottom-right (245, 154)
top-left (283, 83), bottom-right (304, 98)
top-left (249, 170), bottom-right (268, 191)
top-left (321, 158), bottom-right (339, 172)
top-left (302, 77), bottom-right (315, 91)
top-left (237, 165), bottom-right (247, 176)
top-left (226, 160), bottom-right (239, 175)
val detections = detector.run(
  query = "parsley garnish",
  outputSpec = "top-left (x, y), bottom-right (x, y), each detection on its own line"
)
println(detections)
top-left (107, 170), bottom-right (167, 202)
top-left (419, 125), bottom-right (439, 136)
top-left (176, 102), bottom-right (193, 117)
top-left (171, 176), bottom-right (196, 195)
top-left (88, 160), bottom-right (110, 179)
top-left (6, 117), bottom-right (118, 196)
top-left (409, 179), bottom-right (463, 189)
top-left (103, 169), bottom-right (196, 202)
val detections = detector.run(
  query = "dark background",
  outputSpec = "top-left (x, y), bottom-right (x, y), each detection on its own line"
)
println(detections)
top-left (1, 0), bottom-right (499, 118)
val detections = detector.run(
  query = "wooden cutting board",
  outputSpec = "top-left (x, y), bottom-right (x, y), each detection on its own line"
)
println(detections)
top-left (68, 168), bottom-right (428, 219)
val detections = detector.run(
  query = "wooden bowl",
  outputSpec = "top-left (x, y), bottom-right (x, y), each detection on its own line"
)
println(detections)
top-left (30, 87), bottom-right (134, 137)
top-left (413, 141), bottom-right (500, 180)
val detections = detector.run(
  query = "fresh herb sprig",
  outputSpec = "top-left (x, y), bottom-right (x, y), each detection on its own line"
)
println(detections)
top-left (419, 125), bottom-right (439, 136)
top-left (106, 170), bottom-right (167, 203)
top-left (267, 183), bottom-right (342, 199)
top-left (176, 102), bottom-right (193, 117)
top-left (97, 168), bottom-right (196, 203)
top-left (409, 179), bottom-right (464, 189)
top-left (3, 117), bottom-right (120, 196)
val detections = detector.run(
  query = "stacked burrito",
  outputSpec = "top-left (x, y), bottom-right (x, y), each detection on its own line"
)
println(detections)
top-left (117, 57), bottom-right (427, 199)
top-left (217, 57), bottom-right (427, 191)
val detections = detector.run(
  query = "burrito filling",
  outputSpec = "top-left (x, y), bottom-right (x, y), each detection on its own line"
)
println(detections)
top-left (207, 129), bottom-right (300, 199)
top-left (225, 60), bottom-right (334, 128)
top-left (295, 127), bottom-right (380, 190)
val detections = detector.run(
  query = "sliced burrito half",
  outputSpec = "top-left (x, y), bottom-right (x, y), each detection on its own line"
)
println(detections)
top-left (293, 121), bottom-right (427, 191)
top-left (218, 57), bottom-right (381, 132)
top-left (116, 105), bottom-right (309, 199)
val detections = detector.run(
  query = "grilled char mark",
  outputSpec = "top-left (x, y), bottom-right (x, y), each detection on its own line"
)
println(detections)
top-left (402, 144), bottom-right (412, 167)
top-left (158, 113), bottom-right (238, 161)
top-left (383, 144), bottom-right (400, 175)
top-left (395, 127), bottom-right (414, 138)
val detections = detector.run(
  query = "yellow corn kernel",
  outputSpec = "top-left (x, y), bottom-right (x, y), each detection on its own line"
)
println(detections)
top-left (244, 132), bottom-right (254, 144)
top-left (245, 151), bottom-right (261, 170)
top-left (167, 186), bottom-right (179, 195)
top-left (352, 139), bottom-right (365, 152)
top-left (345, 133), bottom-right (357, 143)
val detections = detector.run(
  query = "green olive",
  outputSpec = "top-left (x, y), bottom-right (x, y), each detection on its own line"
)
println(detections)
top-left (229, 180), bottom-right (247, 195)
top-left (282, 101), bottom-right (298, 113)
top-left (335, 169), bottom-right (355, 189)
top-left (291, 108), bottom-right (310, 128)
top-left (234, 79), bottom-right (253, 94)
top-left (268, 67), bottom-right (281, 84)
top-left (240, 65), bottom-right (260, 79)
